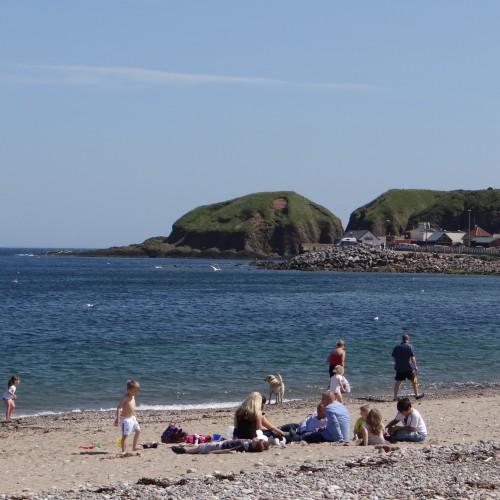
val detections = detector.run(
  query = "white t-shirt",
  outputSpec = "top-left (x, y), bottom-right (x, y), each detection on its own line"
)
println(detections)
top-left (328, 374), bottom-right (344, 394)
top-left (2, 386), bottom-right (15, 400)
top-left (395, 408), bottom-right (427, 436)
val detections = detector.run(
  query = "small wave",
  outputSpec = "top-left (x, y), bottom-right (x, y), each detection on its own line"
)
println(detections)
top-left (135, 398), bottom-right (299, 412)
top-left (16, 410), bottom-right (66, 418)
top-left (136, 401), bottom-right (241, 411)
top-left (16, 398), bottom-right (302, 417)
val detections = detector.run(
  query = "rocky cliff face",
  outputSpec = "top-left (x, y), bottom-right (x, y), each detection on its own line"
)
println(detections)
top-left (166, 191), bottom-right (343, 258)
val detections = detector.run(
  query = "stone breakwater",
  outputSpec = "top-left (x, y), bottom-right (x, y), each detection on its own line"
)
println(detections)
top-left (7, 441), bottom-right (498, 499)
top-left (257, 246), bottom-right (500, 275)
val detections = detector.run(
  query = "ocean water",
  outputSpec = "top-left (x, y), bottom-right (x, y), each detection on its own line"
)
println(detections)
top-left (1, 248), bottom-right (499, 416)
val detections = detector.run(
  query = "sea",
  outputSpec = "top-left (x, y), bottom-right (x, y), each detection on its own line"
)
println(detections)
top-left (1, 247), bottom-right (499, 417)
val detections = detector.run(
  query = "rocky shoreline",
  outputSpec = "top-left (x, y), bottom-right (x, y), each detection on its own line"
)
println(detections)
top-left (256, 245), bottom-right (500, 275)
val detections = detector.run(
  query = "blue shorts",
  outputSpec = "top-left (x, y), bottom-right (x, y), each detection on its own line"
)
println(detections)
top-left (387, 429), bottom-right (426, 442)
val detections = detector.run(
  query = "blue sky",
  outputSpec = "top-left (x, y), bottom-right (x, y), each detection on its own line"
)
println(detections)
top-left (2, 1), bottom-right (499, 248)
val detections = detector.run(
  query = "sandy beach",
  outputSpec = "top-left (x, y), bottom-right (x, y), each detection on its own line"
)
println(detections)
top-left (1, 387), bottom-right (498, 498)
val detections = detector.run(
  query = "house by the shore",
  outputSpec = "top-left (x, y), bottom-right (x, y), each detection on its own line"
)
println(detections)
top-left (341, 230), bottom-right (382, 246)
top-left (426, 230), bottom-right (466, 247)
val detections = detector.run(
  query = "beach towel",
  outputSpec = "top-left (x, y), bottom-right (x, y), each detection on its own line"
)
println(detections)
top-left (184, 434), bottom-right (212, 444)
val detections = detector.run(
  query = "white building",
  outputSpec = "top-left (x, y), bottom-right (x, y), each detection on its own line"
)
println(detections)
top-left (408, 222), bottom-right (431, 242)
top-left (342, 230), bottom-right (382, 246)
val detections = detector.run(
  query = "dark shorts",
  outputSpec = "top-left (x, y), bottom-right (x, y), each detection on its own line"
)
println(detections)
top-left (329, 364), bottom-right (338, 378)
top-left (395, 370), bottom-right (415, 381)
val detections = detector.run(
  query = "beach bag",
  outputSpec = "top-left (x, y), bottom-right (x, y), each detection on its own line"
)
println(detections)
top-left (161, 422), bottom-right (187, 444)
top-left (342, 376), bottom-right (351, 393)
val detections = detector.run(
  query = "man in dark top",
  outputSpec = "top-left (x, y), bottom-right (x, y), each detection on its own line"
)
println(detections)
top-left (392, 333), bottom-right (424, 401)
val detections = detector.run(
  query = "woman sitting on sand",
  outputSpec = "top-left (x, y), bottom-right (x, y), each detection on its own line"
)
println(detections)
top-left (233, 392), bottom-right (284, 439)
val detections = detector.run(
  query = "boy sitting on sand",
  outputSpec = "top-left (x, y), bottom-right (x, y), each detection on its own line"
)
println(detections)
top-left (171, 438), bottom-right (269, 454)
top-left (385, 397), bottom-right (427, 443)
top-left (114, 380), bottom-right (141, 453)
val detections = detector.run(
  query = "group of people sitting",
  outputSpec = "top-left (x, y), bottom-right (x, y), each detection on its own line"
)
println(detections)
top-left (172, 390), bottom-right (344, 454)
top-left (353, 398), bottom-right (427, 447)
top-left (232, 390), bottom-right (349, 444)
top-left (171, 389), bottom-right (427, 455)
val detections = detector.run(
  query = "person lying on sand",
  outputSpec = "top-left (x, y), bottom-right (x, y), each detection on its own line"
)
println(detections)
top-left (171, 438), bottom-right (269, 454)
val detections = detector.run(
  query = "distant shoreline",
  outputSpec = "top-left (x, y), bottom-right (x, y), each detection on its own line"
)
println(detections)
top-left (34, 246), bottom-right (500, 277)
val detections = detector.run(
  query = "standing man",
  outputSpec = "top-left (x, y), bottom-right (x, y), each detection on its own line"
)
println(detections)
top-left (392, 334), bottom-right (424, 401)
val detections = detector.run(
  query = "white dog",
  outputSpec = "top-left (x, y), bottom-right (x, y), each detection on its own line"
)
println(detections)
top-left (264, 373), bottom-right (285, 405)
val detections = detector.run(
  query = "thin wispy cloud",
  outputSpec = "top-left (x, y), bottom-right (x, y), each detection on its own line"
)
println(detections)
top-left (1, 64), bottom-right (382, 92)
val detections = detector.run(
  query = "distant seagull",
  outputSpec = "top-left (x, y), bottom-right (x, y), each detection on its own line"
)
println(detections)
top-left (210, 264), bottom-right (221, 271)
top-left (11, 279), bottom-right (18, 284)
top-left (86, 303), bottom-right (96, 308)
top-left (373, 316), bottom-right (379, 321)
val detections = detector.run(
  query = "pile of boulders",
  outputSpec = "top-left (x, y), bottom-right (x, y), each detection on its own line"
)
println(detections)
top-left (257, 245), bottom-right (500, 275)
